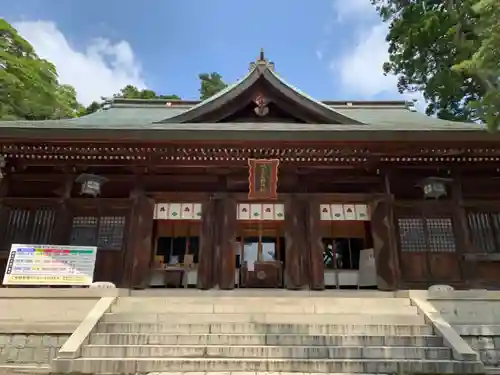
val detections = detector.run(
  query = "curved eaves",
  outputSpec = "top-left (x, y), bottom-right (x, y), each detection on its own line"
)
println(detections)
top-left (265, 69), bottom-right (365, 125)
top-left (156, 68), bottom-right (260, 124)
top-left (156, 63), bottom-right (366, 125)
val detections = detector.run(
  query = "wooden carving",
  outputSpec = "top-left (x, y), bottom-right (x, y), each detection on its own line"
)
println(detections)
top-left (253, 93), bottom-right (269, 117)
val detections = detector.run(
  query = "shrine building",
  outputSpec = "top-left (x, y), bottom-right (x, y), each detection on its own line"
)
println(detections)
top-left (0, 51), bottom-right (499, 291)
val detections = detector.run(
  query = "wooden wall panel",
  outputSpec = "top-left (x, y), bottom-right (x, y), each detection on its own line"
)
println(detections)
top-left (399, 253), bottom-right (427, 283)
top-left (468, 262), bottom-right (500, 287)
top-left (394, 200), bottom-right (463, 287)
top-left (320, 221), bottom-right (367, 238)
top-left (93, 250), bottom-right (123, 285)
top-left (428, 253), bottom-right (461, 283)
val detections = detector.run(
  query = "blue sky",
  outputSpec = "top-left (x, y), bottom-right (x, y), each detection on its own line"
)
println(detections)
top-left (2, 0), bottom-right (410, 106)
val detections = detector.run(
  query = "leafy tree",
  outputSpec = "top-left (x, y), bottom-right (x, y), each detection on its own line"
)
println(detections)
top-left (78, 101), bottom-right (102, 117)
top-left (114, 85), bottom-right (180, 100)
top-left (79, 85), bottom-right (181, 116)
top-left (199, 72), bottom-right (227, 100)
top-left (453, 0), bottom-right (500, 131)
top-left (372, 0), bottom-right (486, 122)
top-left (0, 19), bottom-right (81, 120)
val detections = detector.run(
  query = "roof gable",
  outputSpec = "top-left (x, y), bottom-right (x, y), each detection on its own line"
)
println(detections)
top-left (157, 50), bottom-right (364, 125)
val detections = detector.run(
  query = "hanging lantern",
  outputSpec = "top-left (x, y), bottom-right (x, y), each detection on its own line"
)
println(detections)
top-left (418, 177), bottom-right (451, 199)
top-left (76, 174), bottom-right (108, 197)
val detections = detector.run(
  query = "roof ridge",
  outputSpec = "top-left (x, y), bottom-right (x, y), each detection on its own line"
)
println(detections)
top-left (107, 96), bottom-right (408, 109)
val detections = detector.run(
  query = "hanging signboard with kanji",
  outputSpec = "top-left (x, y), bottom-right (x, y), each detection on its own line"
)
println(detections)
top-left (248, 158), bottom-right (280, 200)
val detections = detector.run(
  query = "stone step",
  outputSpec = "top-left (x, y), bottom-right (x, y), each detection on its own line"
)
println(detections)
top-left (96, 322), bottom-right (434, 335)
top-left (111, 304), bottom-right (417, 314)
top-left (54, 357), bottom-right (484, 374)
top-left (102, 312), bottom-right (424, 325)
top-left (88, 332), bottom-right (444, 346)
top-left (112, 297), bottom-right (412, 313)
top-left (81, 344), bottom-right (453, 360)
top-left (0, 364), bottom-right (51, 374)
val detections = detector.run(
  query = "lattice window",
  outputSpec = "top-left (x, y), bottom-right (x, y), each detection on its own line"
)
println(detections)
top-left (0, 207), bottom-right (56, 250)
top-left (398, 216), bottom-right (456, 253)
top-left (70, 216), bottom-right (125, 250)
top-left (398, 217), bottom-right (426, 252)
top-left (426, 218), bottom-right (456, 252)
top-left (70, 217), bottom-right (98, 247)
top-left (467, 211), bottom-right (500, 253)
top-left (98, 216), bottom-right (125, 248)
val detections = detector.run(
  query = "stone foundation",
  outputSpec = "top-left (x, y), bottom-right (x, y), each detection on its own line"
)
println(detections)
top-left (0, 334), bottom-right (69, 365)
top-left (427, 290), bottom-right (500, 370)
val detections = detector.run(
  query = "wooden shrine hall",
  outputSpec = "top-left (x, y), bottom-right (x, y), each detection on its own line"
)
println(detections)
top-left (0, 50), bottom-right (500, 290)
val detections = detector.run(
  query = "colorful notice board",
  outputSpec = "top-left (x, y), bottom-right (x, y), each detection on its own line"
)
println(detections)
top-left (2, 244), bottom-right (97, 286)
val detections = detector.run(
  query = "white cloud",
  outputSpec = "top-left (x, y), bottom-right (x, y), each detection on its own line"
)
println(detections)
top-left (334, 23), bottom-right (395, 97)
top-left (13, 21), bottom-right (146, 106)
top-left (315, 49), bottom-right (324, 61)
top-left (332, 0), bottom-right (378, 22)
top-left (329, 1), bottom-right (425, 109)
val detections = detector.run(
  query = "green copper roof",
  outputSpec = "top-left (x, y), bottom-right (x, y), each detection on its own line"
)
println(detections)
top-left (0, 101), bottom-right (480, 131)
top-left (0, 51), bottom-right (491, 141)
top-left (159, 58), bottom-right (362, 124)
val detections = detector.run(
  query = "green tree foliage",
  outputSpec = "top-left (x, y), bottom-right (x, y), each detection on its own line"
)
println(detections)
top-left (114, 84), bottom-right (180, 100)
top-left (372, 0), bottom-right (485, 122)
top-left (199, 72), bottom-right (227, 100)
top-left (0, 19), bottom-right (81, 120)
top-left (373, 0), bottom-right (500, 130)
top-left (453, 0), bottom-right (500, 131)
top-left (78, 101), bottom-right (102, 117)
top-left (79, 85), bottom-right (181, 116)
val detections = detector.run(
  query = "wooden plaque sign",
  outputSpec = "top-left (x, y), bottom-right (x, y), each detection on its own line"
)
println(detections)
top-left (248, 158), bottom-right (280, 200)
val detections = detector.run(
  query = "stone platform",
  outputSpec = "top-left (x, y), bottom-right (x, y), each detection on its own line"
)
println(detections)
top-left (0, 288), bottom-right (499, 374)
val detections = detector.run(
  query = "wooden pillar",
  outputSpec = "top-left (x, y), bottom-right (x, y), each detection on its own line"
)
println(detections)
top-left (126, 189), bottom-right (155, 288)
top-left (451, 172), bottom-right (471, 286)
top-left (0, 173), bottom-right (9, 200)
top-left (197, 198), bottom-right (216, 289)
top-left (305, 196), bottom-right (325, 290)
top-left (52, 174), bottom-right (74, 245)
top-left (371, 197), bottom-right (399, 290)
top-left (218, 197), bottom-right (237, 290)
top-left (284, 195), bottom-right (307, 289)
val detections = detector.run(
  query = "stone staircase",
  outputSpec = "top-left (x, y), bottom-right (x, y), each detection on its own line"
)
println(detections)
top-left (55, 292), bottom-right (484, 374)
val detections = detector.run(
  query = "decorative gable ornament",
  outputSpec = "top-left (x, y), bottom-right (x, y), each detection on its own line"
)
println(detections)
top-left (76, 173), bottom-right (108, 197)
top-left (418, 177), bottom-right (452, 199)
top-left (249, 48), bottom-right (275, 72)
top-left (253, 93), bottom-right (269, 117)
